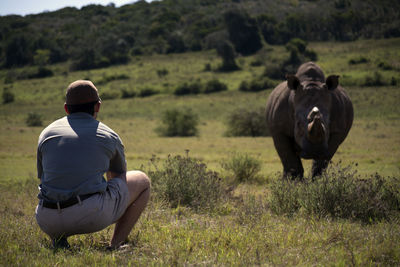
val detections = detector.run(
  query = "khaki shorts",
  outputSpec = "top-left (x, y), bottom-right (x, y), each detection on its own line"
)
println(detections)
top-left (35, 178), bottom-right (130, 239)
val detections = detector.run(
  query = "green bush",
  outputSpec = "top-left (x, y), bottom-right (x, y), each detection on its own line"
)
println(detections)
top-left (149, 153), bottom-right (225, 210)
top-left (26, 112), bottom-right (43, 127)
top-left (269, 178), bottom-right (301, 216)
top-left (377, 61), bottom-right (393, 70)
top-left (120, 88), bottom-right (136, 99)
top-left (348, 56), bottom-right (369, 65)
top-left (204, 79), bottom-right (228, 94)
top-left (97, 74), bottom-right (129, 85)
top-left (156, 68), bottom-right (169, 77)
top-left (2, 89), bottom-right (14, 104)
top-left (100, 91), bottom-right (120, 100)
top-left (238, 77), bottom-right (277, 92)
top-left (225, 108), bottom-right (270, 137)
top-left (221, 153), bottom-right (262, 183)
top-left (263, 63), bottom-right (285, 80)
top-left (174, 81), bottom-right (202, 96)
top-left (156, 108), bottom-right (199, 137)
top-left (28, 67), bottom-right (54, 79)
top-left (139, 88), bottom-right (159, 97)
top-left (269, 163), bottom-right (400, 222)
top-left (363, 72), bottom-right (386, 86)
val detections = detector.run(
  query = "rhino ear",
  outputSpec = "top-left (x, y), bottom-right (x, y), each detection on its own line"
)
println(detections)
top-left (286, 74), bottom-right (301, 90)
top-left (326, 75), bottom-right (339, 90)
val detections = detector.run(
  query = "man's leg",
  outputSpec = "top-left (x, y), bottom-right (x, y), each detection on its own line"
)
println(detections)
top-left (110, 170), bottom-right (150, 248)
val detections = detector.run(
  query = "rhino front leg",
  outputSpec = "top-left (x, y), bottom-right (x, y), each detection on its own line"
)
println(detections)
top-left (312, 133), bottom-right (345, 178)
top-left (272, 134), bottom-right (304, 179)
top-left (311, 159), bottom-right (329, 178)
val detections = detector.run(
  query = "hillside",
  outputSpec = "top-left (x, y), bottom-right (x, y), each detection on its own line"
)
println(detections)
top-left (1, 0), bottom-right (399, 70)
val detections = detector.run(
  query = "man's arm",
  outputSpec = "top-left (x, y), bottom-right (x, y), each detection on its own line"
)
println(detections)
top-left (106, 171), bottom-right (126, 182)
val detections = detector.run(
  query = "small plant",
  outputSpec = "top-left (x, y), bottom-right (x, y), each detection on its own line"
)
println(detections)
top-left (263, 63), bottom-right (285, 80)
top-left (139, 88), bottom-right (159, 97)
top-left (2, 88), bottom-right (14, 104)
top-left (204, 79), bottom-right (228, 94)
top-left (174, 81), bottom-right (202, 96)
top-left (377, 61), bottom-right (393, 70)
top-left (221, 153), bottom-right (262, 183)
top-left (269, 163), bottom-right (400, 222)
top-left (149, 153), bottom-right (225, 210)
top-left (239, 77), bottom-right (277, 92)
top-left (203, 63), bottom-right (212, 71)
top-left (348, 56), bottom-right (369, 65)
top-left (156, 68), bottom-right (169, 77)
top-left (269, 177), bottom-right (301, 216)
top-left (156, 108), bottom-right (199, 137)
top-left (26, 112), bottom-right (43, 127)
top-left (363, 71), bottom-right (386, 86)
top-left (97, 74), bottom-right (129, 85)
top-left (120, 88), bottom-right (136, 99)
top-left (100, 91), bottom-right (120, 100)
top-left (225, 108), bottom-right (270, 137)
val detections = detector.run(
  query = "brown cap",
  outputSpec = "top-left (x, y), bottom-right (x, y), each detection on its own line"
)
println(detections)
top-left (65, 80), bottom-right (100, 105)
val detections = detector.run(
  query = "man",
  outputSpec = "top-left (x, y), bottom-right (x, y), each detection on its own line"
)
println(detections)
top-left (35, 80), bottom-right (150, 250)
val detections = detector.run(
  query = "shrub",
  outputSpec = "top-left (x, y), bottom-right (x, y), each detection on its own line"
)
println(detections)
top-left (156, 108), bottom-right (199, 137)
top-left (204, 79), bottom-right (228, 94)
top-left (120, 88), bottom-right (136, 99)
top-left (2, 89), bottom-right (14, 104)
top-left (28, 67), bottom-right (54, 79)
top-left (203, 63), bottom-right (212, 72)
top-left (100, 91), bottom-right (120, 100)
top-left (269, 178), bottom-right (301, 216)
top-left (216, 41), bottom-right (240, 72)
top-left (238, 77), bottom-right (277, 92)
top-left (139, 88), bottom-right (159, 97)
top-left (174, 81), bottom-right (202, 96)
top-left (363, 72), bottom-right (386, 86)
top-left (348, 56), bottom-right (369, 65)
top-left (156, 68), bottom-right (169, 77)
top-left (221, 153), bottom-right (262, 183)
top-left (26, 112), bottom-right (43, 127)
top-left (149, 153), bottom-right (225, 210)
top-left (97, 74), bottom-right (129, 85)
top-left (225, 108), bottom-right (270, 137)
top-left (263, 63), bottom-right (285, 80)
top-left (269, 163), bottom-right (400, 222)
top-left (377, 61), bottom-right (393, 70)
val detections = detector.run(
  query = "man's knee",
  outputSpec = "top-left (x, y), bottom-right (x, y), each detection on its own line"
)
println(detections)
top-left (126, 170), bottom-right (151, 192)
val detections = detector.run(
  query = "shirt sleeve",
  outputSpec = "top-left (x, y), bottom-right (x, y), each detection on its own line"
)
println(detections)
top-left (37, 147), bottom-right (43, 179)
top-left (108, 137), bottom-right (127, 173)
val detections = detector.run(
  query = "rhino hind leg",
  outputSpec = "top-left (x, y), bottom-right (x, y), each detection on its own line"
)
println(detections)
top-left (272, 134), bottom-right (304, 179)
top-left (311, 159), bottom-right (329, 178)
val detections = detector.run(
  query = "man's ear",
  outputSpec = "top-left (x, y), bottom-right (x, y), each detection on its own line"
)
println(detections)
top-left (94, 101), bottom-right (101, 113)
top-left (64, 103), bottom-right (70, 114)
top-left (326, 75), bottom-right (339, 90)
top-left (286, 74), bottom-right (301, 90)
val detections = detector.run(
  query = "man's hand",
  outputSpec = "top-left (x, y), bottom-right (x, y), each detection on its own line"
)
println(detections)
top-left (106, 171), bottom-right (127, 182)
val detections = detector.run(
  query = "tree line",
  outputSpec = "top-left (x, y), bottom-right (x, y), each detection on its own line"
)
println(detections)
top-left (1, 0), bottom-right (399, 71)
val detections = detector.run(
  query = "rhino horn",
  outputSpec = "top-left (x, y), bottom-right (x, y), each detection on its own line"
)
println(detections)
top-left (307, 107), bottom-right (326, 143)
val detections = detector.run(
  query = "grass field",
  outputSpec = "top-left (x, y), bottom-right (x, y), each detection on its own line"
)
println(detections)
top-left (0, 38), bottom-right (399, 265)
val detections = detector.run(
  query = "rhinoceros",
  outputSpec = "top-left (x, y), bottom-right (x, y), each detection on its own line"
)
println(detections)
top-left (265, 62), bottom-right (353, 178)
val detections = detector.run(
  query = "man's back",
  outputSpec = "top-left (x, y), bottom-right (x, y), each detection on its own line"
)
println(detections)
top-left (37, 112), bottom-right (126, 202)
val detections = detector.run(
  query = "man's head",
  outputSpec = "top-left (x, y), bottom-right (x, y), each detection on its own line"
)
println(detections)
top-left (64, 80), bottom-right (101, 117)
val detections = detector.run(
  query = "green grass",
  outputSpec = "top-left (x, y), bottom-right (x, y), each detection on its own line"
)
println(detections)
top-left (1, 38), bottom-right (400, 265)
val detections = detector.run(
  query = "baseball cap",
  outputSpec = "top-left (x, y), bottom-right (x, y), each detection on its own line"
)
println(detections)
top-left (65, 80), bottom-right (100, 105)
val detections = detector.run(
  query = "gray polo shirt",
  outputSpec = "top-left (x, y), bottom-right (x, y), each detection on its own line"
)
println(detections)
top-left (37, 112), bottom-right (127, 202)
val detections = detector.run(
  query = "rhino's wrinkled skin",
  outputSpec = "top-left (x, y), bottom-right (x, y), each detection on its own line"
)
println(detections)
top-left (265, 62), bottom-right (353, 178)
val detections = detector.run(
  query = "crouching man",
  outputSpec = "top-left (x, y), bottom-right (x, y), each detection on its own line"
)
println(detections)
top-left (35, 80), bottom-right (150, 250)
